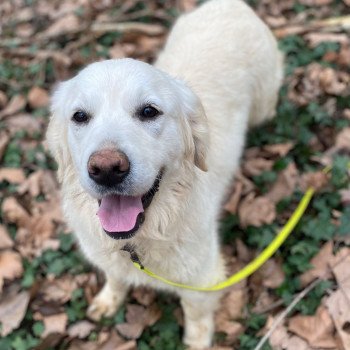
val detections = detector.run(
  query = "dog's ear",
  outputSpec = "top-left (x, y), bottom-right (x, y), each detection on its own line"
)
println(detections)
top-left (175, 79), bottom-right (209, 172)
top-left (46, 81), bottom-right (72, 182)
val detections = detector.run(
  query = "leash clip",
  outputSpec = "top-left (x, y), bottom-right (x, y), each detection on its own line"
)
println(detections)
top-left (121, 243), bottom-right (144, 269)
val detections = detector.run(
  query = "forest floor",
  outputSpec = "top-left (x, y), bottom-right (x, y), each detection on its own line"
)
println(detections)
top-left (0, 0), bottom-right (350, 349)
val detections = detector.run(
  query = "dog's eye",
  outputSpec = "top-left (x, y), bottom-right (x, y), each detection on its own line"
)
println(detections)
top-left (72, 111), bottom-right (90, 124)
top-left (139, 106), bottom-right (160, 120)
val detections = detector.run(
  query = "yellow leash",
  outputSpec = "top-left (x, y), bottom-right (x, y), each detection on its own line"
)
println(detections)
top-left (132, 188), bottom-right (315, 291)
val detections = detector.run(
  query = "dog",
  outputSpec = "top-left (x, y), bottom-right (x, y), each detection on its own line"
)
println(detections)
top-left (47, 0), bottom-right (283, 348)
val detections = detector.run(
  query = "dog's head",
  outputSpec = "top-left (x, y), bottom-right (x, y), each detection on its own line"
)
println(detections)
top-left (47, 58), bottom-right (208, 239)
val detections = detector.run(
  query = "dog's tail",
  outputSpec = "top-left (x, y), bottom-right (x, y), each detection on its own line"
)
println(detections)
top-left (248, 48), bottom-right (284, 128)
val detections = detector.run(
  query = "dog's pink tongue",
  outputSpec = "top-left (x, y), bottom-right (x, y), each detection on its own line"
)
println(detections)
top-left (97, 195), bottom-right (143, 233)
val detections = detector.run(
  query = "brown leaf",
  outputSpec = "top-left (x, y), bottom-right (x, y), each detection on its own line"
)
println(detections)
top-left (320, 68), bottom-right (349, 95)
top-left (326, 289), bottom-right (350, 350)
top-left (16, 23), bottom-right (35, 38)
top-left (42, 275), bottom-right (78, 304)
top-left (0, 250), bottom-right (23, 291)
top-left (7, 113), bottom-right (42, 136)
top-left (299, 171), bottom-right (329, 192)
top-left (0, 94), bottom-right (26, 119)
top-left (28, 87), bottom-right (49, 109)
top-left (242, 157), bottom-right (274, 177)
top-left (215, 316), bottom-right (243, 342)
top-left (299, 0), bottom-right (333, 5)
top-left (300, 241), bottom-right (334, 286)
top-left (260, 258), bottom-right (285, 289)
top-left (221, 289), bottom-right (247, 319)
top-left (178, 0), bottom-right (197, 12)
top-left (332, 254), bottom-right (350, 302)
top-left (224, 181), bottom-right (243, 214)
top-left (132, 287), bottom-right (156, 306)
top-left (68, 321), bottom-right (95, 339)
top-left (2, 197), bottom-right (31, 228)
top-left (42, 313), bottom-right (68, 338)
top-left (266, 162), bottom-right (298, 204)
top-left (0, 225), bottom-right (14, 249)
top-left (116, 303), bottom-right (162, 339)
top-left (335, 127), bottom-right (350, 151)
top-left (238, 193), bottom-right (276, 227)
top-left (0, 91), bottom-right (8, 108)
top-left (288, 305), bottom-right (337, 348)
top-left (109, 43), bottom-right (136, 59)
top-left (340, 189), bottom-right (350, 206)
top-left (116, 322), bottom-right (144, 340)
top-left (0, 131), bottom-right (10, 160)
top-left (263, 142), bottom-right (295, 157)
top-left (0, 291), bottom-right (30, 336)
top-left (263, 317), bottom-right (290, 349)
top-left (0, 168), bottom-right (25, 184)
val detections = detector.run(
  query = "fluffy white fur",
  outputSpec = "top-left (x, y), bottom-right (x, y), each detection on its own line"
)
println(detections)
top-left (47, 0), bottom-right (283, 348)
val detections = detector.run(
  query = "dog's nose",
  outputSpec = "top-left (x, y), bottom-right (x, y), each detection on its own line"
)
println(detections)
top-left (87, 149), bottom-right (130, 186)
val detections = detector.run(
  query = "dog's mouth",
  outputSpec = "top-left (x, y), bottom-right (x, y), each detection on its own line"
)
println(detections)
top-left (96, 173), bottom-right (162, 240)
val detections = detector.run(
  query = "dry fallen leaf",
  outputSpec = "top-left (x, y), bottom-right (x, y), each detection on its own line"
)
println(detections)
top-left (335, 127), bottom-right (350, 151)
top-left (28, 86), bottom-right (49, 108)
top-left (41, 275), bottom-right (78, 303)
top-left (0, 90), bottom-right (8, 108)
top-left (42, 313), bottom-right (68, 338)
top-left (238, 193), bottom-right (276, 227)
top-left (2, 196), bottom-right (31, 228)
top-left (332, 254), bottom-right (350, 303)
top-left (300, 241), bottom-right (334, 286)
top-left (178, 0), bottom-right (197, 12)
top-left (0, 131), bottom-right (10, 160)
top-left (242, 157), bottom-right (274, 177)
top-left (263, 142), bottom-right (295, 157)
top-left (224, 180), bottom-right (243, 214)
top-left (260, 258), bottom-right (285, 289)
top-left (116, 304), bottom-right (162, 340)
top-left (132, 287), bottom-right (156, 306)
top-left (288, 305), bottom-right (337, 348)
top-left (299, 0), bottom-right (333, 5)
top-left (221, 288), bottom-right (247, 320)
top-left (0, 94), bottom-right (26, 119)
top-left (299, 171), bottom-right (329, 192)
top-left (266, 162), bottom-right (298, 204)
top-left (0, 250), bottom-right (23, 292)
top-left (68, 320), bottom-right (95, 339)
top-left (0, 290), bottom-right (30, 336)
top-left (326, 289), bottom-right (350, 350)
top-left (215, 299), bottom-right (244, 342)
top-left (340, 189), bottom-right (350, 206)
top-left (0, 225), bottom-right (14, 249)
top-left (6, 113), bottom-right (42, 136)
top-left (0, 168), bottom-right (25, 184)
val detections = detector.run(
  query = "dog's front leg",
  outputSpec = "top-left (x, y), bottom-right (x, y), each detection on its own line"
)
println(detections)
top-left (87, 274), bottom-right (128, 321)
top-left (180, 290), bottom-right (222, 349)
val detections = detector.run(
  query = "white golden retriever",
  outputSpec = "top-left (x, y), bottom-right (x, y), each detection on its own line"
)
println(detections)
top-left (47, 0), bottom-right (283, 347)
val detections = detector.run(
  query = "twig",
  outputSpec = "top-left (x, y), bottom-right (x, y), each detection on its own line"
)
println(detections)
top-left (91, 21), bottom-right (165, 36)
top-left (253, 298), bottom-right (285, 315)
top-left (273, 15), bottom-right (350, 38)
top-left (253, 278), bottom-right (321, 350)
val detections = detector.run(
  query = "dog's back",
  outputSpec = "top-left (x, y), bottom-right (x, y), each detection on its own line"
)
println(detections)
top-left (156, 0), bottom-right (283, 198)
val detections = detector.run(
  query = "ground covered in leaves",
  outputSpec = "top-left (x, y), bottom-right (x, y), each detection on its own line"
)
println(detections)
top-left (0, 0), bottom-right (350, 349)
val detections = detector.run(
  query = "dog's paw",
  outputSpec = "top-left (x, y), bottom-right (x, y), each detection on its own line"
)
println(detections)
top-left (87, 283), bottom-right (125, 321)
top-left (87, 296), bottom-right (119, 321)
